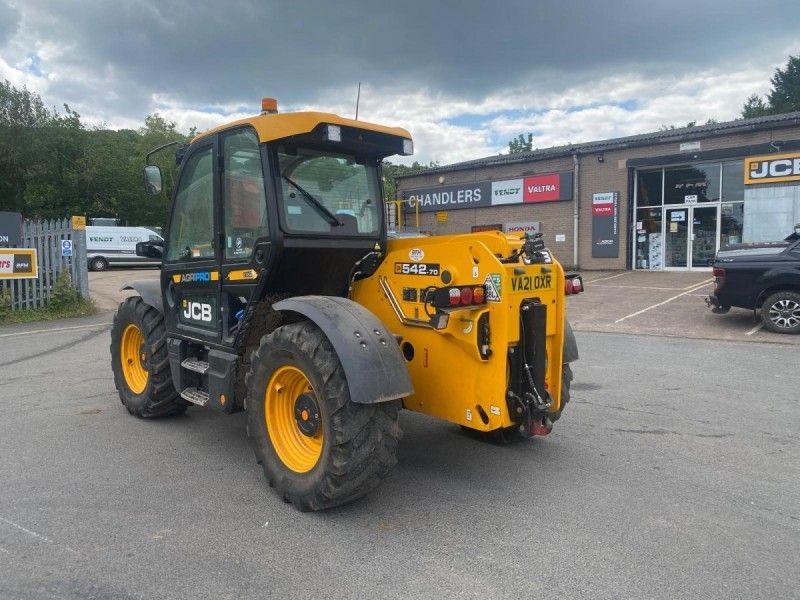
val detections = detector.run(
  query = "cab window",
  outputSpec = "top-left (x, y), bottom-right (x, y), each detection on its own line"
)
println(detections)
top-left (276, 146), bottom-right (379, 235)
top-left (166, 146), bottom-right (214, 261)
top-left (222, 129), bottom-right (268, 259)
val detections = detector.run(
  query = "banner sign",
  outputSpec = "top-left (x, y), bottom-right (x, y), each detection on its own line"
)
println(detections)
top-left (744, 152), bottom-right (800, 185)
top-left (591, 192), bottom-right (619, 258)
top-left (404, 172), bottom-right (573, 213)
top-left (505, 221), bottom-right (541, 235)
top-left (0, 211), bottom-right (22, 247)
top-left (0, 248), bottom-right (38, 279)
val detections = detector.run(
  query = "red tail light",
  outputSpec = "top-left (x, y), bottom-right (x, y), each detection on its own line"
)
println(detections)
top-left (712, 266), bottom-right (725, 292)
top-left (565, 279), bottom-right (574, 295)
top-left (572, 278), bottom-right (582, 293)
top-left (431, 285), bottom-right (488, 309)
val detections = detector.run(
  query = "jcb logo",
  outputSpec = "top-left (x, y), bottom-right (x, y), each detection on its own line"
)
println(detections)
top-left (182, 301), bottom-right (213, 322)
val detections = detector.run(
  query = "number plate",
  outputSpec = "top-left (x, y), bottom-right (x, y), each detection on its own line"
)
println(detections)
top-left (510, 273), bottom-right (553, 293)
top-left (394, 262), bottom-right (440, 276)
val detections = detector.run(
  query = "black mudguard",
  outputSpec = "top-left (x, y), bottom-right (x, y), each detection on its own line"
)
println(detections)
top-left (563, 319), bottom-right (579, 363)
top-left (121, 280), bottom-right (163, 313)
top-left (273, 296), bottom-right (413, 404)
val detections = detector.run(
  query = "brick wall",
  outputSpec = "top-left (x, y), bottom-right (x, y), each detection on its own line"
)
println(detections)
top-left (397, 123), bottom-right (800, 271)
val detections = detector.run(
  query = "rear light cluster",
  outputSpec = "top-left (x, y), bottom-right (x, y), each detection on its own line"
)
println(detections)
top-left (430, 285), bottom-right (487, 309)
top-left (565, 274), bottom-right (584, 295)
top-left (712, 266), bottom-right (725, 292)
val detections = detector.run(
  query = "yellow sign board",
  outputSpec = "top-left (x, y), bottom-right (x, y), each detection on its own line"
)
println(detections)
top-left (0, 248), bottom-right (38, 279)
top-left (435, 211), bottom-right (449, 223)
top-left (744, 152), bottom-right (800, 185)
top-left (71, 215), bottom-right (86, 229)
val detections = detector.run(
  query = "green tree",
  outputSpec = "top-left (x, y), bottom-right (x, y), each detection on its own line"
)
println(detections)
top-left (742, 93), bottom-right (771, 119)
top-left (741, 55), bottom-right (800, 118)
top-left (381, 160), bottom-right (438, 203)
top-left (508, 133), bottom-right (533, 154)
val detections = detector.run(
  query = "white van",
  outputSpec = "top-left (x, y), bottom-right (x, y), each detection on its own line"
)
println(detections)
top-left (86, 226), bottom-right (163, 271)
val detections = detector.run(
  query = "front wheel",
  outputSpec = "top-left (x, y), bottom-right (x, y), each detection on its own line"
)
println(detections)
top-left (761, 291), bottom-right (800, 334)
top-left (110, 296), bottom-right (186, 417)
top-left (89, 256), bottom-right (108, 272)
top-left (245, 321), bottom-right (402, 511)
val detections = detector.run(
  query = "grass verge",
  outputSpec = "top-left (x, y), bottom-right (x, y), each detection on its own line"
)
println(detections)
top-left (0, 297), bottom-right (96, 325)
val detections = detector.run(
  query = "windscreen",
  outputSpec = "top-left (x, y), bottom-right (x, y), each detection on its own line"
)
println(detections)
top-left (276, 146), bottom-right (380, 236)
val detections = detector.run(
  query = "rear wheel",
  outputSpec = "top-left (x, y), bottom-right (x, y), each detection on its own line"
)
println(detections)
top-left (246, 321), bottom-right (402, 511)
top-left (90, 256), bottom-right (108, 272)
top-left (110, 296), bottom-right (186, 417)
top-left (761, 291), bottom-right (800, 334)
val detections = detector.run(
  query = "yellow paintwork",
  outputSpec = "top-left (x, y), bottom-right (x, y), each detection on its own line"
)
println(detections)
top-left (352, 231), bottom-right (566, 432)
top-left (120, 324), bottom-right (148, 394)
top-left (226, 268), bottom-right (258, 281)
top-left (193, 111), bottom-right (411, 145)
top-left (264, 365), bottom-right (323, 473)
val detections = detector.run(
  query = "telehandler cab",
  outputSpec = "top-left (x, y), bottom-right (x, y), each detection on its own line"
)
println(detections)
top-left (112, 98), bottom-right (581, 511)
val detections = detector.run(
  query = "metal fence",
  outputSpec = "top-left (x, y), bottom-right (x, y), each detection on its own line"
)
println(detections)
top-left (1, 219), bottom-right (89, 310)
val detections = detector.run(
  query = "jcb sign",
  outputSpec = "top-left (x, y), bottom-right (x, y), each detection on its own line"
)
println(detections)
top-left (744, 152), bottom-right (800, 185)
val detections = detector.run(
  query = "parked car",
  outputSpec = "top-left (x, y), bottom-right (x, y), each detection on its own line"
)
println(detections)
top-left (706, 224), bottom-right (800, 334)
top-left (86, 226), bottom-right (163, 271)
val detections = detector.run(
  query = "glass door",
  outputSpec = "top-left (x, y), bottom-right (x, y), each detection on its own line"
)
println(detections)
top-left (663, 205), bottom-right (719, 270)
top-left (690, 205), bottom-right (718, 268)
top-left (664, 207), bottom-right (689, 268)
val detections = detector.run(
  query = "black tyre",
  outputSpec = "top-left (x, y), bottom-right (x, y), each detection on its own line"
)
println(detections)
top-left (110, 296), bottom-right (186, 417)
top-left (90, 256), bottom-right (108, 272)
top-left (761, 291), bottom-right (800, 334)
top-left (246, 321), bottom-right (402, 511)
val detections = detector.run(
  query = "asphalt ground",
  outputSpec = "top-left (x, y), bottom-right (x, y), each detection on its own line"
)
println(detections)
top-left (0, 315), bottom-right (798, 599)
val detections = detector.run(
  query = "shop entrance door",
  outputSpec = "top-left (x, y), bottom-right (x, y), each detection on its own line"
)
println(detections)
top-left (663, 205), bottom-right (718, 270)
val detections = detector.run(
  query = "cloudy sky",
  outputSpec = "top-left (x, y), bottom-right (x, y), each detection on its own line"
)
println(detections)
top-left (0, 1), bottom-right (797, 165)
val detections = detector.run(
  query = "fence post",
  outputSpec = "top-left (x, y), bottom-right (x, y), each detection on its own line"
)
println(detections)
top-left (72, 222), bottom-right (89, 299)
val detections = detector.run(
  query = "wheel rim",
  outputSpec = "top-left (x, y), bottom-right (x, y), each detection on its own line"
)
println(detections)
top-left (768, 299), bottom-right (800, 330)
top-left (264, 365), bottom-right (323, 473)
top-left (120, 324), bottom-right (148, 394)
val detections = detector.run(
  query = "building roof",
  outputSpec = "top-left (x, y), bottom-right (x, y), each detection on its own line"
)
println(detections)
top-left (396, 111), bottom-right (800, 178)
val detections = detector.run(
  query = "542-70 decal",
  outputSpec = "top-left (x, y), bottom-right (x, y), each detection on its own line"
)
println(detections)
top-left (394, 262), bottom-right (440, 276)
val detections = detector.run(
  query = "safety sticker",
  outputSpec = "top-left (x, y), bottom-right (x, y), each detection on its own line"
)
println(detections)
top-left (465, 408), bottom-right (473, 422)
top-left (490, 405), bottom-right (501, 416)
top-left (472, 265), bottom-right (479, 279)
top-left (484, 273), bottom-right (501, 302)
top-left (408, 248), bottom-right (424, 262)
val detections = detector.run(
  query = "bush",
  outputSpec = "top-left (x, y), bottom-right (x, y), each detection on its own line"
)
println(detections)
top-left (0, 286), bottom-right (11, 318)
top-left (50, 271), bottom-right (81, 309)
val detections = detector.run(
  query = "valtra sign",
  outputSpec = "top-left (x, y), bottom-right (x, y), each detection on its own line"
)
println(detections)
top-left (403, 172), bottom-right (573, 213)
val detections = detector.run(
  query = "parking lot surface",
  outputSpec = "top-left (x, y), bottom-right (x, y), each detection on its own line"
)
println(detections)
top-left (0, 315), bottom-right (797, 599)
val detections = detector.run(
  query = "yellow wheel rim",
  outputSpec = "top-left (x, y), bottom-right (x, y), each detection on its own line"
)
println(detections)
top-left (120, 324), bottom-right (148, 394)
top-left (264, 365), bottom-right (323, 473)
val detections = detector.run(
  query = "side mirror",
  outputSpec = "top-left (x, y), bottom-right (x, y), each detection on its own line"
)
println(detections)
top-left (136, 240), bottom-right (164, 259)
top-left (143, 165), bottom-right (163, 196)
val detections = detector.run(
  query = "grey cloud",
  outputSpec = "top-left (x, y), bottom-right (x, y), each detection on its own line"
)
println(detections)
top-left (0, 1), bottom-right (20, 47)
top-left (10, 0), bottom-right (800, 121)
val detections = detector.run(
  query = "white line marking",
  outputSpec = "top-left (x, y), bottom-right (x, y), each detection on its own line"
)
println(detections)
top-left (745, 323), bottom-right (764, 336)
top-left (585, 272), bottom-right (630, 283)
top-left (614, 280), bottom-right (712, 324)
top-left (0, 516), bottom-right (79, 554)
top-left (0, 322), bottom-right (109, 339)
top-left (683, 279), bottom-right (712, 290)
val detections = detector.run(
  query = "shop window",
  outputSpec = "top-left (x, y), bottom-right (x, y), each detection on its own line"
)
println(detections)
top-left (721, 160), bottom-right (744, 203)
top-left (720, 202), bottom-right (744, 247)
top-left (743, 185), bottom-right (800, 242)
top-left (636, 170), bottom-right (662, 206)
top-left (634, 207), bottom-right (662, 270)
top-left (665, 164), bottom-right (720, 204)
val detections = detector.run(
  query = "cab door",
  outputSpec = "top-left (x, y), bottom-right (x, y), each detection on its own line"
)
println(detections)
top-left (160, 138), bottom-right (222, 344)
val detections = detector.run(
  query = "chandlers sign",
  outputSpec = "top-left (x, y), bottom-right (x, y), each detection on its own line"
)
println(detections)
top-left (0, 248), bottom-right (38, 279)
top-left (744, 152), bottom-right (800, 185)
top-left (403, 172), bottom-right (573, 213)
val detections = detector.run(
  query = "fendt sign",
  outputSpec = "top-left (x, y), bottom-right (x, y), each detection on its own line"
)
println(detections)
top-left (403, 172), bottom-right (573, 213)
top-left (744, 152), bottom-right (800, 185)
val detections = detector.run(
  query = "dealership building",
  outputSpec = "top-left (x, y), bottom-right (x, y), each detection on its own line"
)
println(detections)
top-left (394, 111), bottom-right (800, 270)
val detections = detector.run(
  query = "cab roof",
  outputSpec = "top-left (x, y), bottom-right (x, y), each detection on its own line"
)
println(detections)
top-left (192, 111), bottom-right (412, 145)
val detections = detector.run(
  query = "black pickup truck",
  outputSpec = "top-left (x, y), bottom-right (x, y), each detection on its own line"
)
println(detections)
top-left (706, 225), bottom-right (800, 334)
